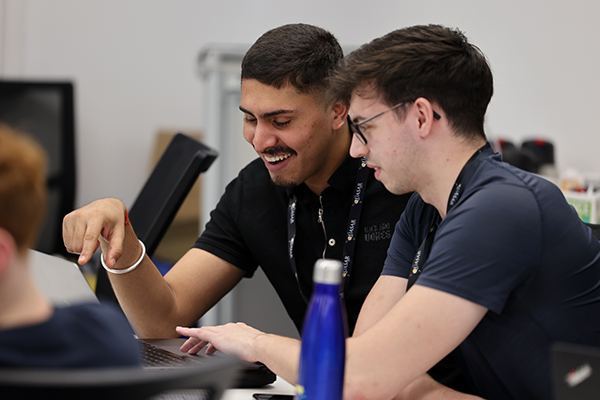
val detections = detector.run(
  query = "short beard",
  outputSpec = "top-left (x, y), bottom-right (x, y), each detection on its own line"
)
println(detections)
top-left (269, 174), bottom-right (300, 189)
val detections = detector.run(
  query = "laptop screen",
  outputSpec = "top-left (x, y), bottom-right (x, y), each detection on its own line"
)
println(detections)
top-left (29, 249), bottom-right (98, 306)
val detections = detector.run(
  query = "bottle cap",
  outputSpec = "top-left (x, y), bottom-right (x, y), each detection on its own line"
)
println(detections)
top-left (313, 259), bottom-right (343, 285)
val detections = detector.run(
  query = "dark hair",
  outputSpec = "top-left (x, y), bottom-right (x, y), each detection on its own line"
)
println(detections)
top-left (242, 23), bottom-right (344, 96)
top-left (329, 24), bottom-right (493, 140)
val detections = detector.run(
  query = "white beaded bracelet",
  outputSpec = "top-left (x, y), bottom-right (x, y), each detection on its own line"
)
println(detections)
top-left (101, 239), bottom-right (146, 275)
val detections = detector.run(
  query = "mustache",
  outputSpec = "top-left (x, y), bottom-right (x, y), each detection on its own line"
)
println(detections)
top-left (260, 146), bottom-right (297, 156)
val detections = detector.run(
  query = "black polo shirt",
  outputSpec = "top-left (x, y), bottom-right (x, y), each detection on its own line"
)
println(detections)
top-left (194, 155), bottom-right (410, 334)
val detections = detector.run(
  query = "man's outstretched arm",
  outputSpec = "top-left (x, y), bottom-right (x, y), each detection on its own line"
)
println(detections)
top-left (63, 198), bottom-right (245, 338)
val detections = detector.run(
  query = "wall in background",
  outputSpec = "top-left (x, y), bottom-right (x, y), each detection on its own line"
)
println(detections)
top-left (2, 0), bottom-right (600, 208)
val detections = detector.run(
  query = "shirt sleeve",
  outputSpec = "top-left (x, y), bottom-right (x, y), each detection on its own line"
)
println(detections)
top-left (416, 183), bottom-right (542, 314)
top-left (194, 170), bottom-right (258, 276)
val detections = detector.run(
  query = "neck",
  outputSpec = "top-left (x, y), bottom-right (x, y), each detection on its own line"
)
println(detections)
top-left (305, 124), bottom-right (352, 195)
top-left (419, 138), bottom-right (487, 218)
top-left (0, 255), bottom-right (53, 329)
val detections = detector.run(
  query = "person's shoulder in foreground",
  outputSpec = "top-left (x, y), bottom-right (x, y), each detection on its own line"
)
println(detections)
top-left (0, 302), bottom-right (140, 368)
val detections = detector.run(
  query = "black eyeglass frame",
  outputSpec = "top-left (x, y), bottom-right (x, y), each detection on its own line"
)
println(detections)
top-left (348, 100), bottom-right (441, 145)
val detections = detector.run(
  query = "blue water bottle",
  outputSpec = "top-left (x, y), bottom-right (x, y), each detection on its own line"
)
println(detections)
top-left (295, 259), bottom-right (346, 400)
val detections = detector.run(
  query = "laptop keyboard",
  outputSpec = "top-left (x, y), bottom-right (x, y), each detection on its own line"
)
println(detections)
top-left (150, 389), bottom-right (211, 400)
top-left (140, 340), bottom-right (198, 367)
top-left (140, 339), bottom-right (277, 388)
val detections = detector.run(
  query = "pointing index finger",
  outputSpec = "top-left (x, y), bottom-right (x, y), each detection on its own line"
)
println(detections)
top-left (75, 218), bottom-right (103, 265)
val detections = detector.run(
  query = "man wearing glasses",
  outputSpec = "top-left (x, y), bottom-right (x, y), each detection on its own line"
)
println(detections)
top-left (349, 101), bottom-right (441, 146)
top-left (176, 25), bottom-right (600, 399)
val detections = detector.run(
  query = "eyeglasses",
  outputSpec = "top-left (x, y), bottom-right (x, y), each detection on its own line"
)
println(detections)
top-left (348, 101), bottom-right (441, 145)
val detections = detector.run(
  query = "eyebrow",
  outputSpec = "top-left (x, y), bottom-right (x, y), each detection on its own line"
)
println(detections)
top-left (239, 106), bottom-right (294, 119)
top-left (349, 114), bottom-right (365, 124)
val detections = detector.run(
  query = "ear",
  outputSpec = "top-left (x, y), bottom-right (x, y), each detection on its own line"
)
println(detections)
top-left (0, 228), bottom-right (17, 277)
top-left (331, 101), bottom-right (349, 131)
top-left (413, 97), bottom-right (438, 138)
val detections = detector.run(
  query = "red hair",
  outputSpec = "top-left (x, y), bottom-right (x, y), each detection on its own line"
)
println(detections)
top-left (0, 124), bottom-right (47, 252)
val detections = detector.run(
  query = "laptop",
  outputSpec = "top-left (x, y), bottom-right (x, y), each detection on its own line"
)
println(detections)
top-left (552, 341), bottom-right (600, 400)
top-left (30, 249), bottom-right (276, 388)
top-left (140, 338), bottom-right (276, 388)
top-left (29, 249), bottom-right (99, 306)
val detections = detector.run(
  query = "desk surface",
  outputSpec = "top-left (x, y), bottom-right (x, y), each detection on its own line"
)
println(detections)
top-left (222, 376), bottom-right (295, 400)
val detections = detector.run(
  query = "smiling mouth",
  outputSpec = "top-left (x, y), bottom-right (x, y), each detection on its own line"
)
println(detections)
top-left (263, 153), bottom-right (292, 164)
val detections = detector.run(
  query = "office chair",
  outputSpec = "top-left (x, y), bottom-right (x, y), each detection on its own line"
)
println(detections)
top-left (0, 355), bottom-right (239, 400)
top-left (95, 132), bottom-right (218, 305)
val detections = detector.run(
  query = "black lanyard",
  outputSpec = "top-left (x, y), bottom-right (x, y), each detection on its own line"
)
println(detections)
top-left (407, 143), bottom-right (492, 291)
top-left (288, 157), bottom-right (370, 303)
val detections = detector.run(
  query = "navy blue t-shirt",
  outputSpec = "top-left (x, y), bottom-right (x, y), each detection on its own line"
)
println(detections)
top-left (0, 302), bottom-right (141, 368)
top-left (383, 149), bottom-right (600, 399)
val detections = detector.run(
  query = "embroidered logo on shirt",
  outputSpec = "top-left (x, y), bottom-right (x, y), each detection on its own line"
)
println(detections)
top-left (364, 223), bottom-right (391, 242)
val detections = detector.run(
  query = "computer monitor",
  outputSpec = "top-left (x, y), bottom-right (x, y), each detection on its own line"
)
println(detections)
top-left (0, 80), bottom-right (76, 257)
